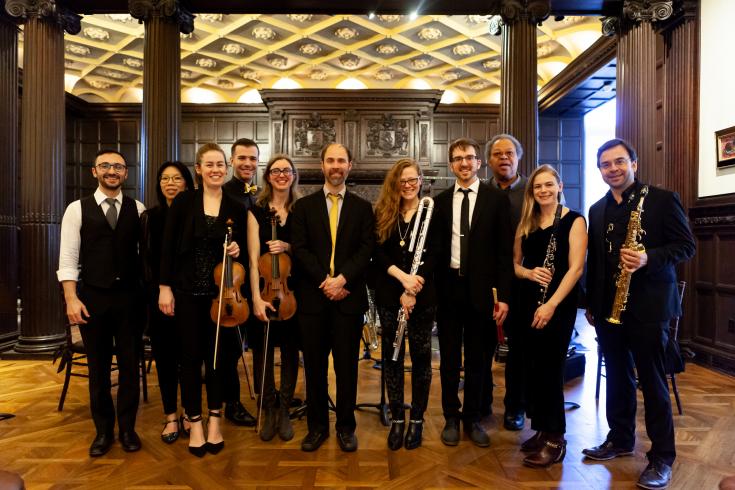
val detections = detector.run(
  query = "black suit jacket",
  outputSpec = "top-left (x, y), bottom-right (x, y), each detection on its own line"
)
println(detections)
top-left (291, 189), bottom-right (375, 315)
top-left (586, 184), bottom-right (695, 323)
top-left (433, 182), bottom-right (514, 317)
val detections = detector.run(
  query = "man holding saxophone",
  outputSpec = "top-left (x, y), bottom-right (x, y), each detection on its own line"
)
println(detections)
top-left (583, 139), bottom-right (695, 490)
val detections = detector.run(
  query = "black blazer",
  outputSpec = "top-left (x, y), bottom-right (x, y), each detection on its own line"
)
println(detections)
top-left (159, 189), bottom-right (248, 294)
top-left (586, 184), bottom-right (695, 323)
top-left (433, 182), bottom-right (514, 317)
top-left (291, 189), bottom-right (375, 315)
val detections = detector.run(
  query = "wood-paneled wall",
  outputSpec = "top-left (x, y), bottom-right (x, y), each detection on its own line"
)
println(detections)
top-left (538, 116), bottom-right (585, 213)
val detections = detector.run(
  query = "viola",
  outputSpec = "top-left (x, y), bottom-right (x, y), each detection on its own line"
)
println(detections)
top-left (211, 219), bottom-right (250, 327)
top-left (257, 207), bottom-right (296, 321)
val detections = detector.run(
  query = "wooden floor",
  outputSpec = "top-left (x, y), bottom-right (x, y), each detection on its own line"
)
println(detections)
top-left (1, 317), bottom-right (734, 489)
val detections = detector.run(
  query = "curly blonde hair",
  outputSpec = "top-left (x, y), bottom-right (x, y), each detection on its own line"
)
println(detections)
top-left (374, 158), bottom-right (422, 244)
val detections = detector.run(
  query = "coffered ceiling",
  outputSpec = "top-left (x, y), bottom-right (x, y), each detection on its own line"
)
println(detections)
top-left (18, 13), bottom-right (603, 104)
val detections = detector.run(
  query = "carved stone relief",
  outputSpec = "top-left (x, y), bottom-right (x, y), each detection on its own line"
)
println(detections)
top-left (362, 114), bottom-right (412, 160)
top-left (290, 113), bottom-right (340, 159)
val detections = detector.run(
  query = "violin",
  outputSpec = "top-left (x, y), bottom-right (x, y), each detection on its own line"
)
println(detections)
top-left (257, 208), bottom-right (296, 321)
top-left (211, 219), bottom-right (250, 327)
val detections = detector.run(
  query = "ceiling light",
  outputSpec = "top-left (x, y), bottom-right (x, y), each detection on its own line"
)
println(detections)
top-left (272, 77), bottom-right (301, 89)
top-left (368, 12), bottom-right (375, 20)
top-left (238, 89), bottom-right (263, 104)
top-left (336, 77), bottom-right (367, 89)
top-left (409, 11), bottom-right (419, 21)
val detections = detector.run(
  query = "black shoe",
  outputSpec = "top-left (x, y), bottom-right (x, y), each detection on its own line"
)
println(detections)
top-left (225, 401), bottom-right (256, 427)
top-left (161, 418), bottom-right (180, 444)
top-left (523, 438), bottom-right (566, 468)
top-left (259, 407), bottom-right (277, 442)
top-left (387, 420), bottom-right (405, 451)
top-left (337, 430), bottom-right (358, 452)
top-left (441, 418), bottom-right (460, 446)
top-left (464, 421), bottom-right (490, 447)
top-left (582, 440), bottom-right (634, 461)
top-left (637, 460), bottom-right (672, 489)
top-left (89, 433), bottom-right (114, 457)
top-left (404, 420), bottom-right (423, 450)
top-left (520, 431), bottom-right (545, 453)
top-left (276, 406), bottom-right (294, 441)
top-left (503, 412), bottom-right (525, 431)
top-left (205, 410), bottom-right (224, 455)
top-left (119, 431), bottom-right (142, 452)
top-left (301, 431), bottom-right (329, 452)
top-left (179, 414), bottom-right (190, 438)
top-left (185, 415), bottom-right (206, 457)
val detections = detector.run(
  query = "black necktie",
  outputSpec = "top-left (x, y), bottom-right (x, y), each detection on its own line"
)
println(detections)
top-left (459, 188), bottom-right (470, 276)
top-left (105, 198), bottom-right (118, 229)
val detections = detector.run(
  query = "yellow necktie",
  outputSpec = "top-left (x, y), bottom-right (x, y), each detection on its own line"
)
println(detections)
top-left (328, 193), bottom-right (340, 276)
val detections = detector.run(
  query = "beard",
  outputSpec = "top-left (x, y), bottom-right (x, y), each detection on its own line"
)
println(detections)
top-left (326, 171), bottom-right (346, 187)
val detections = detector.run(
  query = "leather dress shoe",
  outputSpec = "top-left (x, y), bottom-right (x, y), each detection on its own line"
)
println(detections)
top-left (637, 460), bottom-right (672, 489)
top-left (582, 440), bottom-right (634, 461)
top-left (120, 430), bottom-right (142, 452)
top-left (503, 412), bottom-right (525, 431)
top-left (301, 431), bottom-right (329, 452)
top-left (404, 420), bottom-right (423, 450)
top-left (464, 422), bottom-right (490, 447)
top-left (89, 433), bottom-right (114, 457)
top-left (225, 401), bottom-right (256, 427)
top-left (521, 431), bottom-right (545, 453)
top-left (523, 438), bottom-right (566, 468)
top-left (387, 420), bottom-right (405, 451)
top-left (441, 418), bottom-right (460, 446)
top-left (337, 431), bottom-right (358, 452)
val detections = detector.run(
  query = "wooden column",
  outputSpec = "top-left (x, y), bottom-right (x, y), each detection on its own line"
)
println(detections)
top-left (0, 12), bottom-right (19, 350)
top-left (491, 1), bottom-right (549, 176)
top-left (5, 0), bottom-right (81, 354)
top-left (130, 0), bottom-right (193, 205)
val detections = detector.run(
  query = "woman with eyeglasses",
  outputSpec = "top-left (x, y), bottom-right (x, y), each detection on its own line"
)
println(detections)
top-left (246, 154), bottom-right (301, 441)
top-left (141, 161), bottom-right (194, 445)
top-left (373, 158), bottom-right (437, 450)
top-left (159, 143), bottom-right (248, 457)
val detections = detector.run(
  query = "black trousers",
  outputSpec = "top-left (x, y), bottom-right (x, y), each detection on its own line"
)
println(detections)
top-left (596, 318), bottom-right (676, 465)
top-left (78, 284), bottom-right (141, 436)
top-left (221, 322), bottom-right (248, 403)
top-left (147, 295), bottom-right (181, 415)
top-left (437, 274), bottom-right (496, 425)
top-left (298, 306), bottom-right (363, 434)
top-left (251, 318), bottom-right (300, 410)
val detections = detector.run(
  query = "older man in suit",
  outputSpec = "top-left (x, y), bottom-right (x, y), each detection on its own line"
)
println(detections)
top-left (291, 143), bottom-right (375, 452)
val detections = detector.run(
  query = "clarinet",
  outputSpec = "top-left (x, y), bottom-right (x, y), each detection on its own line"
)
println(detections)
top-left (391, 197), bottom-right (434, 362)
top-left (538, 204), bottom-right (562, 306)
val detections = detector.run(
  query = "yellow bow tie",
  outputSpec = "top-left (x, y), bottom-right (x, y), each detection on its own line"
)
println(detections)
top-left (244, 183), bottom-right (258, 195)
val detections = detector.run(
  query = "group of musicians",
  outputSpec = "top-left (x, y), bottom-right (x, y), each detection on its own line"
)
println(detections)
top-left (58, 135), bottom-right (694, 490)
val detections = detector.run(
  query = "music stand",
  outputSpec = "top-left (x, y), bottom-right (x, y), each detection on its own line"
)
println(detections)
top-left (355, 347), bottom-right (390, 427)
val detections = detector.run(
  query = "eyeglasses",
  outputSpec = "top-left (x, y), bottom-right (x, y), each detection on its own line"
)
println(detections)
top-left (268, 168), bottom-right (294, 177)
top-left (399, 177), bottom-right (420, 187)
top-left (451, 155), bottom-right (478, 164)
top-left (599, 157), bottom-right (631, 170)
top-left (160, 175), bottom-right (184, 183)
top-left (96, 162), bottom-right (127, 172)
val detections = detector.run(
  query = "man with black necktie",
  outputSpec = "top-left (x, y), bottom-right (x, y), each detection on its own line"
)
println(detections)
top-left (291, 143), bottom-right (375, 452)
top-left (432, 138), bottom-right (514, 447)
top-left (58, 149), bottom-right (146, 457)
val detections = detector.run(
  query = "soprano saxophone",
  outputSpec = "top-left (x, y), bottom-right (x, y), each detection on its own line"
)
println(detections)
top-left (606, 185), bottom-right (648, 324)
top-left (391, 197), bottom-right (434, 362)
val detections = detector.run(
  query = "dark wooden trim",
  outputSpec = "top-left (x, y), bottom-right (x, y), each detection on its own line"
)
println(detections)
top-left (260, 89), bottom-right (443, 111)
top-left (434, 104), bottom-right (500, 116)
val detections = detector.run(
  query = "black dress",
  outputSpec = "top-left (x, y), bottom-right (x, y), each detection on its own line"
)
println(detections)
top-left (518, 210), bottom-right (583, 434)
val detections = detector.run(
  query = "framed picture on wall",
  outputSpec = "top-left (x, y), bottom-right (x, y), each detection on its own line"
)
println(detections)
top-left (715, 125), bottom-right (735, 169)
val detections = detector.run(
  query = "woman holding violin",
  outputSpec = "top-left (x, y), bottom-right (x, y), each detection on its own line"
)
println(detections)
top-left (246, 154), bottom-right (301, 442)
top-left (159, 143), bottom-right (248, 457)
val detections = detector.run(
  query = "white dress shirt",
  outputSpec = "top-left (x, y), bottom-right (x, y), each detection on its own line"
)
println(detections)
top-left (450, 178), bottom-right (480, 270)
top-left (323, 184), bottom-right (346, 223)
top-left (57, 188), bottom-right (146, 282)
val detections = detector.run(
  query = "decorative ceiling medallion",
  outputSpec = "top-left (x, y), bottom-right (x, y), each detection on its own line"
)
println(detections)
top-left (417, 27), bottom-right (442, 41)
top-left (537, 42), bottom-right (555, 58)
top-left (83, 27), bottom-right (110, 41)
top-left (65, 43), bottom-right (90, 56)
top-left (482, 59), bottom-right (501, 70)
top-left (216, 79), bottom-right (234, 88)
top-left (222, 42), bottom-right (246, 55)
top-left (195, 58), bottom-right (217, 69)
top-left (88, 79), bottom-right (111, 89)
top-left (64, 60), bottom-right (76, 68)
top-left (558, 15), bottom-right (584, 25)
top-left (375, 44), bottom-right (398, 55)
top-left (299, 43), bottom-right (322, 56)
top-left (181, 70), bottom-right (196, 79)
top-left (180, 32), bottom-right (193, 39)
top-left (199, 14), bottom-right (224, 23)
top-left (469, 79), bottom-right (491, 90)
top-left (378, 15), bottom-right (402, 23)
top-left (309, 69), bottom-right (328, 80)
top-left (240, 69), bottom-right (261, 82)
top-left (288, 14), bottom-right (313, 23)
top-left (105, 14), bottom-right (134, 23)
top-left (252, 26), bottom-right (276, 40)
top-left (267, 54), bottom-right (288, 69)
top-left (123, 57), bottom-right (143, 69)
top-left (441, 70), bottom-right (460, 81)
top-left (339, 53), bottom-right (360, 69)
top-left (411, 57), bottom-right (431, 70)
top-left (334, 27), bottom-right (358, 40)
top-left (98, 69), bottom-right (129, 80)
top-left (466, 15), bottom-right (491, 24)
top-left (374, 70), bottom-right (393, 81)
top-left (452, 44), bottom-right (475, 56)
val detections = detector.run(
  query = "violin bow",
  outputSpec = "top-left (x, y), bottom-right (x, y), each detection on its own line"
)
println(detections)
top-left (212, 230), bottom-right (230, 370)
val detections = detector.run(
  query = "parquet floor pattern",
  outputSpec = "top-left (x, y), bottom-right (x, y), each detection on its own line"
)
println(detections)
top-left (1, 320), bottom-right (734, 489)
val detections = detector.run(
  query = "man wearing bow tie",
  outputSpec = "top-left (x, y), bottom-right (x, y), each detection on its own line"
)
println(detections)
top-left (221, 138), bottom-right (261, 428)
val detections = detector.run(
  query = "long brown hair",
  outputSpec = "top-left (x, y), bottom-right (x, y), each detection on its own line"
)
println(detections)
top-left (255, 154), bottom-right (301, 211)
top-left (517, 164), bottom-right (562, 238)
top-left (374, 158), bottom-right (422, 244)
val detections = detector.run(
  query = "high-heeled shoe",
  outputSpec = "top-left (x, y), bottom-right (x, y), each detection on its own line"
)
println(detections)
top-left (160, 417), bottom-right (180, 444)
top-left (205, 410), bottom-right (225, 455)
top-left (186, 415), bottom-right (206, 457)
top-left (387, 420), bottom-right (405, 451)
top-left (179, 413), bottom-right (191, 438)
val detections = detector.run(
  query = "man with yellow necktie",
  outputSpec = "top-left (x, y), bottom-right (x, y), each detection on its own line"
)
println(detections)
top-left (291, 143), bottom-right (375, 452)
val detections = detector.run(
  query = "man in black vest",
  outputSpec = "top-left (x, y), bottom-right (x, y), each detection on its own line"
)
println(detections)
top-left (58, 149), bottom-right (146, 457)
top-left (220, 138), bottom-right (259, 427)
